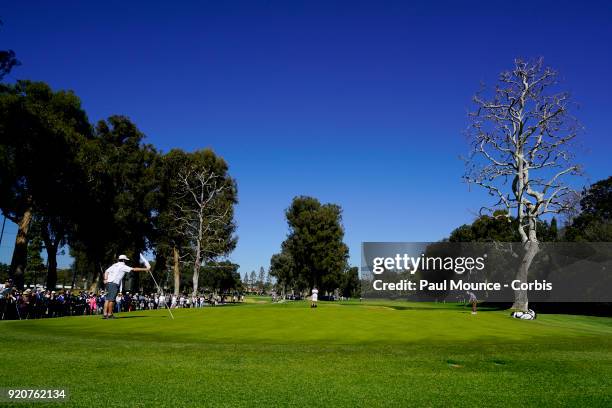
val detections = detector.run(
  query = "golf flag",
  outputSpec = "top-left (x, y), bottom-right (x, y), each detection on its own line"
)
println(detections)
top-left (140, 253), bottom-right (174, 320)
top-left (139, 253), bottom-right (151, 269)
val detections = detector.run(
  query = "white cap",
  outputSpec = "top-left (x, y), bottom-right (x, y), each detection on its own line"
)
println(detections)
top-left (118, 254), bottom-right (130, 261)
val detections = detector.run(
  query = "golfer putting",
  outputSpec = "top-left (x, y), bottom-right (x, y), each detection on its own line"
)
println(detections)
top-left (467, 291), bottom-right (477, 315)
top-left (103, 254), bottom-right (150, 319)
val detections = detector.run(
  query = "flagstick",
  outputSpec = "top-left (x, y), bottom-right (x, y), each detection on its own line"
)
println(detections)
top-left (140, 253), bottom-right (174, 320)
top-left (147, 268), bottom-right (174, 320)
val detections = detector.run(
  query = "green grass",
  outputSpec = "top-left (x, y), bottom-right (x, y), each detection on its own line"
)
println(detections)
top-left (1, 300), bottom-right (611, 407)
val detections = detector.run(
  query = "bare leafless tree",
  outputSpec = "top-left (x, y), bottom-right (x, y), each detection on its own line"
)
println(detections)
top-left (464, 58), bottom-right (581, 311)
top-left (172, 166), bottom-right (235, 296)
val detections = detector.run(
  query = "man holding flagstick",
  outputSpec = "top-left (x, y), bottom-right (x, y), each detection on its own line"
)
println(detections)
top-left (103, 254), bottom-right (150, 319)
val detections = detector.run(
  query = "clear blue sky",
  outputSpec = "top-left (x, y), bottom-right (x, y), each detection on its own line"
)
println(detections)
top-left (1, 1), bottom-right (611, 274)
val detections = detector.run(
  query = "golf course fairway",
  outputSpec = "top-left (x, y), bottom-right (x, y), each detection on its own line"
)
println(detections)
top-left (1, 300), bottom-right (611, 407)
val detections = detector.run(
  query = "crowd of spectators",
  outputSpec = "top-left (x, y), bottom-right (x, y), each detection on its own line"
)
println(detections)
top-left (0, 278), bottom-right (244, 320)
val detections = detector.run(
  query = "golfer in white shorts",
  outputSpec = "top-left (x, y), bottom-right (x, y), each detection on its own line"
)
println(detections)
top-left (311, 287), bottom-right (319, 308)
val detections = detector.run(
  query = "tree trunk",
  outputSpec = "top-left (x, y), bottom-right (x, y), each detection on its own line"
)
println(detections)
top-left (192, 253), bottom-right (201, 296)
top-left (45, 243), bottom-right (58, 290)
top-left (153, 252), bottom-right (167, 293)
top-left (192, 268), bottom-right (199, 296)
top-left (512, 240), bottom-right (539, 311)
top-left (173, 246), bottom-right (180, 296)
top-left (71, 263), bottom-right (78, 289)
top-left (129, 259), bottom-right (141, 292)
top-left (93, 259), bottom-right (106, 292)
top-left (192, 237), bottom-right (202, 295)
top-left (10, 207), bottom-right (33, 290)
top-left (89, 263), bottom-right (103, 293)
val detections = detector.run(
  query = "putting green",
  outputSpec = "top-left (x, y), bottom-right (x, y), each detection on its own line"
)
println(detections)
top-left (1, 300), bottom-right (611, 407)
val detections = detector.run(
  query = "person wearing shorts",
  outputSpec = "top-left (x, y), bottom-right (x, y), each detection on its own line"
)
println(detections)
top-left (467, 291), bottom-right (477, 315)
top-left (103, 255), bottom-right (150, 319)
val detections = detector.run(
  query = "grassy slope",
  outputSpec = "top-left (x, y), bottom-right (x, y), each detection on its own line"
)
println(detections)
top-left (1, 300), bottom-right (611, 407)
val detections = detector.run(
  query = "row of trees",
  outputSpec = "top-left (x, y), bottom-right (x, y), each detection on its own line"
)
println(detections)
top-left (243, 266), bottom-right (274, 293)
top-left (269, 196), bottom-right (360, 298)
top-left (0, 80), bottom-right (238, 294)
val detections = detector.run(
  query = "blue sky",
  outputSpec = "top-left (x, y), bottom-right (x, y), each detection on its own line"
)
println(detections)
top-left (1, 1), bottom-right (611, 273)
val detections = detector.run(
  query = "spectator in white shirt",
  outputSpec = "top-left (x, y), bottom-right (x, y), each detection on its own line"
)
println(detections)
top-left (311, 287), bottom-right (319, 308)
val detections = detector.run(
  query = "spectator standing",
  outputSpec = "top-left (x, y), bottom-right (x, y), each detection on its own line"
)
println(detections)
top-left (311, 287), bottom-right (319, 308)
